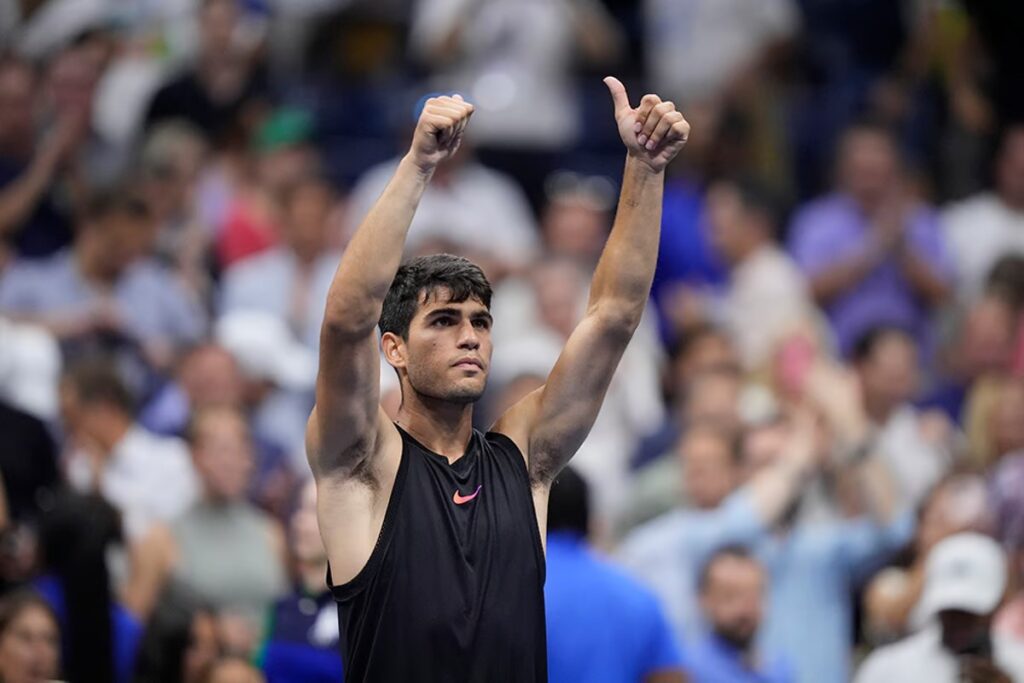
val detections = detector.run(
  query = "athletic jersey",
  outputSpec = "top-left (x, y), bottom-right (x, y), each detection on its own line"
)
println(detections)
top-left (328, 426), bottom-right (547, 682)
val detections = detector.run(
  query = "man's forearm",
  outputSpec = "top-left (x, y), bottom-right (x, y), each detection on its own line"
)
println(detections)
top-left (585, 156), bottom-right (664, 327)
top-left (321, 156), bottom-right (432, 336)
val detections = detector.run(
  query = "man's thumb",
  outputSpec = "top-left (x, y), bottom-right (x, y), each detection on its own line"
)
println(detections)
top-left (604, 76), bottom-right (630, 114)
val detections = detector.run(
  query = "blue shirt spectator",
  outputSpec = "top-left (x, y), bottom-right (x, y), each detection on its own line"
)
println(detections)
top-left (684, 633), bottom-right (793, 683)
top-left (546, 467), bottom-right (685, 683)
top-left (262, 590), bottom-right (343, 683)
top-left (787, 125), bottom-right (954, 357)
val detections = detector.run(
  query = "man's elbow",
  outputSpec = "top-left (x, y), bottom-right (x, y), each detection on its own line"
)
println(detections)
top-left (588, 300), bottom-right (644, 339)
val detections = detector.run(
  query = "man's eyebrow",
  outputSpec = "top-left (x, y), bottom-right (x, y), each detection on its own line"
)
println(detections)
top-left (424, 307), bottom-right (462, 319)
top-left (471, 311), bottom-right (493, 323)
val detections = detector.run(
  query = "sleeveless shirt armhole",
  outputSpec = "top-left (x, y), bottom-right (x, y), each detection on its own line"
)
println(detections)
top-left (485, 430), bottom-right (547, 583)
top-left (326, 436), bottom-right (410, 603)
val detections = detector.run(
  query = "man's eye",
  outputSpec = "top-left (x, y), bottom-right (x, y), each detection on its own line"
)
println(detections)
top-left (473, 319), bottom-right (490, 329)
top-left (433, 318), bottom-right (453, 326)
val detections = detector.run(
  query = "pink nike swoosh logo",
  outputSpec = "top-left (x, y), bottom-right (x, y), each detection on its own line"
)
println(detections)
top-left (452, 485), bottom-right (483, 505)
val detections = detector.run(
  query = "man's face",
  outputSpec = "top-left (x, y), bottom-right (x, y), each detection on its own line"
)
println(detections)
top-left (857, 333), bottom-right (919, 414)
top-left (838, 129), bottom-right (900, 208)
top-left (386, 289), bottom-right (493, 405)
top-left (679, 429), bottom-right (736, 510)
top-left (707, 183), bottom-right (753, 266)
top-left (282, 182), bottom-right (333, 260)
top-left (192, 412), bottom-right (254, 502)
top-left (290, 479), bottom-right (326, 565)
top-left (939, 609), bottom-right (991, 655)
top-left (701, 555), bottom-right (765, 650)
top-left (0, 63), bottom-right (35, 148)
top-left (87, 212), bottom-right (156, 279)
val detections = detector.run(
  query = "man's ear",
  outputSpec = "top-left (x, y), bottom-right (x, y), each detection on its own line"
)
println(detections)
top-left (381, 331), bottom-right (407, 370)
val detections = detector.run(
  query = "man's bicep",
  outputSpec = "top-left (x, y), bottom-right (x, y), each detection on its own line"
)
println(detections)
top-left (500, 316), bottom-right (629, 481)
top-left (309, 332), bottom-right (385, 476)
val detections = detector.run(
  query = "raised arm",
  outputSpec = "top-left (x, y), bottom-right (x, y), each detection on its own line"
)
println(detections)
top-left (494, 77), bottom-right (688, 484)
top-left (307, 96), bottom-right (474, 478)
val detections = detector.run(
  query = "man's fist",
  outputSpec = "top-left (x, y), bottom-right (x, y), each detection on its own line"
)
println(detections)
top-left (604, 77), bottom-right (689, 173)
top-left (409, 95), bottom-right (474, 172)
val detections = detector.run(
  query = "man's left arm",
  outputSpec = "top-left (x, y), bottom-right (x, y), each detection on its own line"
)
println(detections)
top-left (493, 77), bottom-right (689, 485)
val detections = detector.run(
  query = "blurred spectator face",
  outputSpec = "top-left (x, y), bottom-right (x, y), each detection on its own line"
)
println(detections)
top-left (179, 345), bottom-right (246, 409)
top-left (916, 475), bottom-right (989, 558)
top-left (707, 182), bottom-right (768, 266)
top-left (669, 329), bottom-right (739, 402)
top-left (997, 128), bottom-right (1024, 209)
top-left (993, 379), bottom-right (1024, 458)
top-left (191, 409), bottom-right (254, 503)
top-left (701, 553), bottom-right (765, 650)
top-left (0, 601), bottom-right (59, 683)
top-left (682, 369), bottom-right (742, 432)
top-left (291, 480), bottom-right (325, 566)
top-left (960, 295), bottom-right (1017, 376)
top-left (837, 128), bottom-right (900, 209)
top-left (281, 179), bottom-right (334, 263)
top-left (45, 45), bottom-right (102, 118)
top-left (200, 0), bottom-right (242, 60)
top-left (678, 426), bottom-right (737, 510)
top-left (531, 259), bottom-right (585, 339)
top-left (541, 199), bottom-right (609, 264)
top-left (856, 330), bottom-right (919, 417)
top-left (184, 610), bottom-right (220, 683)
top-left (141, 125), bottom-right (208, 220)
top-left (81, 208), bottom-right (157, 282)
top-left (0, 60), bottom-right (36, 152)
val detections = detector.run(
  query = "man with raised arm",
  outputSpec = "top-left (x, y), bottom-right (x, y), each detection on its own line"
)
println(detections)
top-left (306, 79), bottom-right (690, 681)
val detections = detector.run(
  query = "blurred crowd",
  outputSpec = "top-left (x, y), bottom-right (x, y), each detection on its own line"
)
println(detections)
top-left (1, 0), bottom-right (1024, 681)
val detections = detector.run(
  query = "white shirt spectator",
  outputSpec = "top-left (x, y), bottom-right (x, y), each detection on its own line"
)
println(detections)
top-left (219, 247), bottom-right (341, 350)
top-left (854, 624), bottom-right (1024, 683)
top-left (942, 192), bottom-right (1024, 302)
top-left (646, 0), bottom-right (799, 102)
top-left (67, 425), bottom-right (200, 538)
top-left (345, 158), bottom-right (539, 268)
top-left (719, 244), bottom-right (817, 370)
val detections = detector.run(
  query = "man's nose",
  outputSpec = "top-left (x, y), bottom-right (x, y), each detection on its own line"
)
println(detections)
top-left (457, 321), bottom-right (480, 349)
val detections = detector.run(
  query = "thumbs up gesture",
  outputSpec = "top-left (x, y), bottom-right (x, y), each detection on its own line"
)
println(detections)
top-left (604, 76), bottom-right (690, 173)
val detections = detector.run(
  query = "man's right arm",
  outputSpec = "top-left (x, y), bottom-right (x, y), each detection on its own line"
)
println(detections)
top-left (307, 95), bottom-right (475, 478)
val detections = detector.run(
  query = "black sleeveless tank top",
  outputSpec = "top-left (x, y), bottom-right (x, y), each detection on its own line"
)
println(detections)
top-left (328, 426), bottom-right (547, 682)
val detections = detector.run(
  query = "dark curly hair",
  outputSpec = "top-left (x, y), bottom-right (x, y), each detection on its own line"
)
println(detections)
top-left (379, 254), bottom-right (492, 339)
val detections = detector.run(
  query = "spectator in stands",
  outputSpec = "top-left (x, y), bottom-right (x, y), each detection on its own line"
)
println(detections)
top-left (539, 172), bottom-right (615, 267)
top-left (856, 533), bottom-right (1024, 683)
top-left (137, 121), bottom-right (213, 301)
top-left (706, 176), bottom-right (818, 371)
top-left (943, 126), bottom-right (1024, 303)
top-left (0, 188), bottom-right (205, 371)
top-left (262, 479), bottom-right (342, 683)
top-left (133, 601), bottom-right (221, 683)
top-left (684, 546), bottom-right (794, 683)
top-left (0, 590), bottom-right (60, 683)
top-left (59, 359), bottom-right (200, 539)
top-left (0, 56), bottom-right (80, 258)
top-left (965, 375), bottom-right (1024, 469)
top-left (788, 123), bottom-right (954, 357)
top-left (144, 407), bottom-right (287, 657)
top-left (220, 174), bottom-right (341, 349)
top-left (144, 0), bottom-right (268, 144)
top-left (545, 467), bottom-right (684, 683)
top-left (852, 326), bottom-right (956, 507)
top-left (619, 414), bottom-right (818, 645)
top-left (863, 472), bottom-right (991, 644)
top-left (925, 290), bottom-right (1019, 424)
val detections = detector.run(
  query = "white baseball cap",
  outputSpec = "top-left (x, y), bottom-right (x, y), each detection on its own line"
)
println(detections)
top-left (914, 533), bottom-right (1007, 625)
top-left (215, 311), bottom-right (317, 392)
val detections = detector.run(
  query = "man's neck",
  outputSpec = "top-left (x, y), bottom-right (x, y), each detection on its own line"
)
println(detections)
top-left (395, 393), bottom-right (475, 462)
top-left (74, 240), bottom-right (116, 286)
top-left (90, 414), bottom-right (133, 455)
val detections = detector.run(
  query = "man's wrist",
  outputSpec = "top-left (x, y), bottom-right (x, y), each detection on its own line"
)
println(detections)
top-left (624, 153), bottom-right (664, 178)
top-left (400, 153), bottom-right (437, 182)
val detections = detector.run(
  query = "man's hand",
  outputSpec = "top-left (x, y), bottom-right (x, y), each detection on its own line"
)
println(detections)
top-left (408, 95), bottom-right (474, 173)
top-left (604, 76), bottom-right (689, 173)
